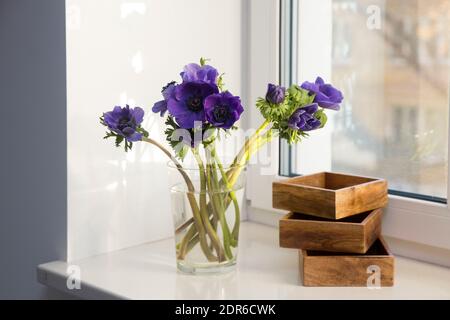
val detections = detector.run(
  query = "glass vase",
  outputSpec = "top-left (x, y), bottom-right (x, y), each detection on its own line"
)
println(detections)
top-left (168, 161), bottom-right (247, 274)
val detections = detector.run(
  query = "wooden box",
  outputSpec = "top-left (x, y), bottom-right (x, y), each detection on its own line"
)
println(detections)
top-left (279, 208), bottom-right (382, 254)
top-left (273, 172), bottom-right (388, 220)
top-left (301, 237), bottom-right (394, 287)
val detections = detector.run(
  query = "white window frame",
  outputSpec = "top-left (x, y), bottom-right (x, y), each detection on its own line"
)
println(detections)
top-left (246, 0), bottom-right (450, 254)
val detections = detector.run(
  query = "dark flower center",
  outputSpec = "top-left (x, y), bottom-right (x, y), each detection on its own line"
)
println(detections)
top-left (213, 105), bottom-right (229, 123)
top-left (187, 95), bottom-right (203, 112)
top-left (118, 117), bottom-right (132, 130)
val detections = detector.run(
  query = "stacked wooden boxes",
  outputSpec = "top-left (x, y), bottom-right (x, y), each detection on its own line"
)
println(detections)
top-left (273, 172), bottom-right (394, 287)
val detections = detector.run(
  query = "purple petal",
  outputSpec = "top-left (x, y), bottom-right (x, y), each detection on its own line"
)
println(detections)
top-left (180, 63), bottom-right (219, 84)
top-left (181, 63), bottom-right (201, 82)
top-left (112, 106), bottom-right (123, 115)
top-left (167, 99), bottom-right (190, 117)
top-left (300, 81), bottom-right (319, 94)
top-left (162, 83), bottom-right (177, 101)
top-left (122, 127), bottom-right (142, 142)
top-left (302, 103), bottom-right (319, 114)
top-left (152, 100), bottom-right (168, 117)
top-left (304, 118), bottom-right (322, 131)
top-left (175, 112), bottom-right (204, 129)
top-left (315, 77), bottom-right (325, 85)
top-left (132, 107), bottom-right (145, 125)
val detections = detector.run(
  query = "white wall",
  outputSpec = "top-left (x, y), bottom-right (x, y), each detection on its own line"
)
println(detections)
top-left (66, 0), bottom-right (245, 261)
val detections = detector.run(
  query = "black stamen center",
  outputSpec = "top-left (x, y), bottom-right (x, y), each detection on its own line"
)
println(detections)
top-left (118, 117), bottom-right (131, 130)
top-left (213, 105), bottom-right (229, 122)
top-left (187, 95), bottom-right (203, 112)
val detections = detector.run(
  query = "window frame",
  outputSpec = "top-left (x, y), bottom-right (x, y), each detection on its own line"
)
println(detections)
top-left (246, 0), bottom-right (450, 252)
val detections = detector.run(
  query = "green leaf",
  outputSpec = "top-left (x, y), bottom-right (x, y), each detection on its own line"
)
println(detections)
top-left (103, 131), bottom-right (115, 140)
top-left (287, 85), bottom-right (315, 107)
top-left (164, 116), bottom-right (191, 160)
top-left (138, 126), bottom-right (149, 138)
top-left (217, 73), bottom-right (225, 91)
top-left (256, 96), bottom-right (292, 124)
top-left (99, 115), bottom-right (107, 127)
top-left (202, 127), bottom-right (217, 148)
top-left (124, 140), bottom-right (133, 152)
top-left (115, 135), bottom-right (124, 147)
top-left (200, 57), bottom-right (210, 66)
top-left (315, 109), bottom-right (328, 128)
top-left (275, 120), bottom-right (309, 145)
top-left (177, 145), bottom-right (189, 160)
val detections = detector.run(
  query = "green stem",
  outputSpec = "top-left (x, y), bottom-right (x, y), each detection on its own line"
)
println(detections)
top-left (181, 192), bottom-right (216, 262)
top-left (228, 129), bottom-right (273, 187)
top-left (184, 209), bottom-right (218, 256)
top-left (173, 120), bottom-right (271, 235)
top-left (213, 182), bottom-right (233, 260)
top-left (173, 121), bottom-right (274, 259)
top-left (177, 133), bottom-right (274, 259)
top-left (211, 147), bottom-right (240, 246)
top-left (193, 149), bottom-right (225, 261)
top-left (205, 150), bottom-right (233, 260)
top-left (230, 120), bottom-right (270, 169)
top-left (142, 136), bottom-right (217, 262)
top-left (186, 233), bottom-right (200, 254)
top-left (205, 164), bottom-right (220, 251)
top-left (177, 223), bottom-right (197, 260)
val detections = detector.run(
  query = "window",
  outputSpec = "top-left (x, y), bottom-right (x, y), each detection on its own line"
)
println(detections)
top-left (281, 0), bottom-right (450, 203)
top-left (246, 0), bottom-right (450, 255)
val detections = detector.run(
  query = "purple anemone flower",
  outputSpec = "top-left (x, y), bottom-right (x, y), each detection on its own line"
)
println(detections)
top-left (167, 81), bottom-right (219, 129)
top-left (265, 83), bottom-right (286, 104)
top-left (288, 103), bottom-right (321, 132)
top-left (204, 91), bottom-right (244, 129)
top-left (152, 81), bottom-right (176, 117)
top-left (103, 105), bottom-right (145, 142)
top-left (301, 77), bottom-right (343, 110)
top-left (180, 63), bottom-right (219, 84)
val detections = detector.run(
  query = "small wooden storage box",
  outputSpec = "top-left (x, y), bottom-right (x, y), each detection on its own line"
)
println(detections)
top-left (279, 208), bottom-right (382, 254)
top-left (273, 172), bottom-right (388, 220)
top-left (301, 237), bottom-right (394, 287)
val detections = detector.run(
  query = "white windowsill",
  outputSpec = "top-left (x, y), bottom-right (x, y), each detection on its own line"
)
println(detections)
top-left (37, 222), bottom-right (450, 300)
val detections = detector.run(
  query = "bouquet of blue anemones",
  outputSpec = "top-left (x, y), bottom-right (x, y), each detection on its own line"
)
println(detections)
top-left (100, 58), bottom-right (343, 272)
